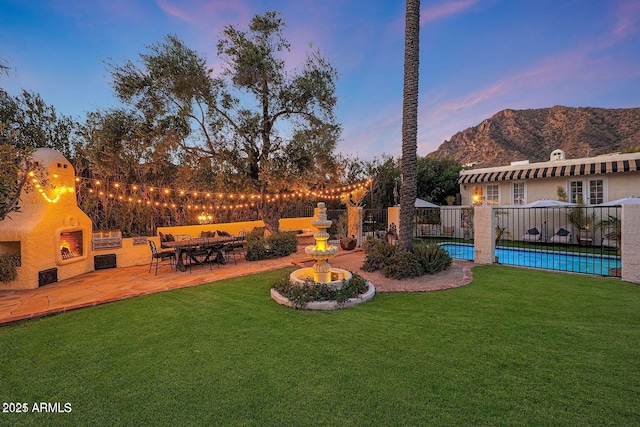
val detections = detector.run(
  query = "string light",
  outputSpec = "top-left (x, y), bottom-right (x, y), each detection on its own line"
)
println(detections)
top-left (73, 175), bottom-right (373, 209)
top-left (29, 170), bottom-right (76, 204)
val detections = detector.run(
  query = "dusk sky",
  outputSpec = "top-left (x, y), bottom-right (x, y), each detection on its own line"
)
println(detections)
top-left (2, 0), bottom-right (639, 160)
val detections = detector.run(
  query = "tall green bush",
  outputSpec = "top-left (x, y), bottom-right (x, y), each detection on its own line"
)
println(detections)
top-left (267, 231), bottom-right (298, 257)
top-left (245, 230), bottom-right (297, 261)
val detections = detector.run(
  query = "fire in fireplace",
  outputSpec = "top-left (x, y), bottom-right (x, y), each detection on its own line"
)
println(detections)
top-left (59, 230), bottom-right (83, 260)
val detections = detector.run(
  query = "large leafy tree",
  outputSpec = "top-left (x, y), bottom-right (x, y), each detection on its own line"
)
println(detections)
top-left (0, 89), bottom-right (76, 158)
top-left (0, 83), bottom-right (76, 220)
top-left (417, 156), bottom-right (462, 204)
top-left (360, 154), bottom-right (460, 210)
top-left (399, 0), bottom-right (420, 251)
top-left (0, 140), bottom-right (34, 221)
top-left (109, 12), bottom-right (340, 233)
top-left (75, 108), bottom-right (183, 235)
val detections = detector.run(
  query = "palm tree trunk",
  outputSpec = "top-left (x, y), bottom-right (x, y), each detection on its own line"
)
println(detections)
top-left (399, 0), bottom-right (420, 251)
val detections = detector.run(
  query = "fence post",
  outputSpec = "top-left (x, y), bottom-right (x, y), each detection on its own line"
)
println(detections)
top-left (474, 206), bottom-right (495, 265)
top-left (621, 204), bottom-right (640, 284)
top-left (347, 206), bottom-right (363, 246)
top-left (388, 206), bottom-right (400, 232)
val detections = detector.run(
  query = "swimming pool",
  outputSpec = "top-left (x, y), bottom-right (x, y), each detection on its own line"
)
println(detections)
top-left (440, 243), bottom-right (621, 276)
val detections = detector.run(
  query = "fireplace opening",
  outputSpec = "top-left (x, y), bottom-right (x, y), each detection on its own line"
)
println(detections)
top-left (60, 230), bottom-right (84, 259)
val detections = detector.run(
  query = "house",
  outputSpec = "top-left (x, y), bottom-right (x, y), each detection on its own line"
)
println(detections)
top-left (458, 149), bottom-right (640, 206)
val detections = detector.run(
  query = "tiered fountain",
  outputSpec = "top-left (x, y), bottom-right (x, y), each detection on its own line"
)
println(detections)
top-left (271, 202), bottom-right (375, 310)
top-left (291, 202), bottom-right (351, 287)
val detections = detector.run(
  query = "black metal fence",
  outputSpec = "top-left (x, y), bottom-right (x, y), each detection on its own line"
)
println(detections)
top-left (413, 207), bottom-right (474, 243)
top-left (281, 203), bottom-right (315, 218)
top-left (492, 206), bottom-right (621, 277)
top-left (362, 208), bottom-right (389, 239)
top-left (411, 205), bottom-right (622, 277)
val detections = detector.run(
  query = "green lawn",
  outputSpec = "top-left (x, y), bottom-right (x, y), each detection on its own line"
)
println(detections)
top-left (1, 266), bottom-right (639, 426)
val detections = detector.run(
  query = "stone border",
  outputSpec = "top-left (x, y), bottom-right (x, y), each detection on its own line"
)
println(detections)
top-left (270, 282), bottom-right (376, 310)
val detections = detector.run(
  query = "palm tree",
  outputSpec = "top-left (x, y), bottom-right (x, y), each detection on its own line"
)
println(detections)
top-left (399, 0), bottom-right (420, 251)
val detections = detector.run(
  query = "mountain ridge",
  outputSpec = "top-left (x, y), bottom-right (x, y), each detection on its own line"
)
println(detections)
top-left (431, 106), bottom-right (640, 168)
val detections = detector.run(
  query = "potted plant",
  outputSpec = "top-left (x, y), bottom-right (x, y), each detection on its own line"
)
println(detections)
top-left (335, 213), bottom-right (357, 250)
top-left (445, 195), bottom-right (456, 206)
top-left (567, 197), bottom-right (596, 245)
top-left (340, 236), bottom-right (357, 251)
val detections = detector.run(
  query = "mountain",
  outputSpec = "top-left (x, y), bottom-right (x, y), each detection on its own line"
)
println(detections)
top-left (432, 106), bottom-right (640, 168)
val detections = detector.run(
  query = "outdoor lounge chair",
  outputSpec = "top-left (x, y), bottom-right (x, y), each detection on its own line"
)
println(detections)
top-left (549, 227), bottom-right (572, 244)
top-left (601, 229), bottom-right (618, 250)
top-left (441, 226), bottom-right (455, 238)
top-left (523, 227), bottom-right (542, 242)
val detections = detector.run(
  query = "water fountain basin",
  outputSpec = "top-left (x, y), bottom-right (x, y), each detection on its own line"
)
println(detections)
top-left (304, 245), bottom-right (339, 258)
top-left (289, 267), bottom-right (353, 289)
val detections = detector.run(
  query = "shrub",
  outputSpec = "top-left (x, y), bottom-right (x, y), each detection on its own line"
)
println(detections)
top-left (0, 254), bottom-right (20, 283)
top-left (245, 230), bottom-right (298, 261)
top-left (361, 235), bottom-right (381, 254)
top-left (382, 250), bottom-right (424, 279)
top-left (272, 273), bottom-right (369, 309)
top-left (361, 241), bottom-right (396, 272)
top-left (413, 243), bottom-right (452, 274)
top-left (245, 230), bottom-right (267, 261)
top-left (267, 231), bottom-right (298, 257)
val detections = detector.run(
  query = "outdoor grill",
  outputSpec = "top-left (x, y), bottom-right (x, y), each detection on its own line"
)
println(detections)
top-left (92, 230), bottom-right (122, 250)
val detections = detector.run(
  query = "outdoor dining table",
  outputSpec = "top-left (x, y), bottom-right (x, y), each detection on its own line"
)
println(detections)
top-left (161, 236), bottom-right (235, 272)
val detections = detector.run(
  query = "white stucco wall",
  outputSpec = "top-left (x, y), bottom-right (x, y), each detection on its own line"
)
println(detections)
top-left (474, 206), bottom-right (495, 265)
top-left (621, 204), bottom-right (640, 284)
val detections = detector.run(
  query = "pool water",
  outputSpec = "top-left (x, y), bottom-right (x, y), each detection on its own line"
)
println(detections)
top-left (440, 243), bottom-right (621, 276)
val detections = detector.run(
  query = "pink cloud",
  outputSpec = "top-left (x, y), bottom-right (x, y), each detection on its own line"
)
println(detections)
top-left (155, 0), bottom-right (252, 26)
top-left (612, 0), bottom-right (640, 38)
top-left (156, 0), bottom-right (193, 22)
top-left (421, 0), bottom-right (479, 25)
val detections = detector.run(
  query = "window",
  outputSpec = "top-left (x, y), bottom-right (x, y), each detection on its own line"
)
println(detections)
top-left (472, 185), bottom-right (500, 206)
top-left (472, 186), bottom-right (484, 206)
top-left (512, 182), bottom-right (525, 205)
top-left (589, 180), bottom-right (603, 205)
top-left (486, 185), bottom-right (499, 205)
top-left (570, 181), bottom-right (583, 203)
top-left (568, 179), bottom-right (605, 205)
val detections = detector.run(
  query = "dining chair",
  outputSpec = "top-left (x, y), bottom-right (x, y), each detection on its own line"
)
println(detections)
top-left (222, 240), bottom-right (237, 265)
top-left (234, 231), bottom-right (246, 258)
top-left (186, 238), bottom-right (211, 273)
top-left (148, 240), bottom-right (176, 275)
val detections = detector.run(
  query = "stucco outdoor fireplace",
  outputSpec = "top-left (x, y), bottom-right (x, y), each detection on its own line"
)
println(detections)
top-left (0, 148), bottom-right (93, 289)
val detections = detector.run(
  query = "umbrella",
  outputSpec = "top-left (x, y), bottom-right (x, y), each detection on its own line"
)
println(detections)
top-left (415, 198), bottom-right (439, 208)
top-left (597, 196), bottom-right (640, 206)
top-left (521, 199), bottom-right (576, 208)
